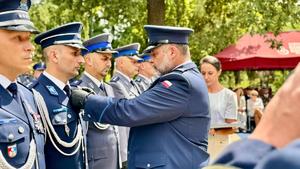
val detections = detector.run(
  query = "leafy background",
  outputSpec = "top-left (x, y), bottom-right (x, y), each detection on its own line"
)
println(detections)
top-left (29, 0), bottom-right (300, 92)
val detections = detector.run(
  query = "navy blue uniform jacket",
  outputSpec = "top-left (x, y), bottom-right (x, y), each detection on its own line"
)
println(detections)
top-left (82, 62), bottom-right (211, 169)
top-left (212, 139), bottom-right (300, 169)
top-left (0, 83), bottom-right (45, 169)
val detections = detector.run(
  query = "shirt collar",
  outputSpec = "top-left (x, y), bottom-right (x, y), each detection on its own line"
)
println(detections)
top-left (83, 71), bottom-right (102, 87)
top-left (43, 71), bottom-right (67, 90)
top-left (138, 74), bottom-right (151, 82)
top-left (0, 74), bottom-right (15, 89)
top-left (115, 70), bottom-right (131, 82)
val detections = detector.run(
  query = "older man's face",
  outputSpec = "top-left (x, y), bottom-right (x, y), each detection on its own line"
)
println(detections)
top-left (151, 45), bottom-right (173, 75)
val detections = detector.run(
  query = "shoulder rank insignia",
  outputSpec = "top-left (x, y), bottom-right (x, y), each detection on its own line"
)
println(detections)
top-left (46, 85), bottom-right (58, 96)
top-left (70, 79), bottom-right (82, 87)
top-left (110, 76), bottom-right (120, 83)
top-left (135, 78), bottom-right (142, 82)
top-left (161, 80), bottom-right (172, 88)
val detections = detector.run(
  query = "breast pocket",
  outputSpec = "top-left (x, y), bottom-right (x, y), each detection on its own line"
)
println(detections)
top-left (0, 119), bottom-right (29, 166)
top-left (135, 152), bottom-right (167, 169)
top-left (51, 107), bottom-right (78, 138)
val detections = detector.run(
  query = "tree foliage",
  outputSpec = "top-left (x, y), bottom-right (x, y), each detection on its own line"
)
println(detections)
top-left (29, 0), bottom-right (300, 91)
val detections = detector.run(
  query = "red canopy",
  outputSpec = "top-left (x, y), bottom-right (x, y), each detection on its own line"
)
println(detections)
top-left (215, 31), bottom-right (300, 70)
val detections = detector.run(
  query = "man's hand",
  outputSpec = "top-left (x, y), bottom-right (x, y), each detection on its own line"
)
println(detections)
top-left (250, 63), bottom-right (300, 148)
top-left (70, 88), bottom-right (94, 110)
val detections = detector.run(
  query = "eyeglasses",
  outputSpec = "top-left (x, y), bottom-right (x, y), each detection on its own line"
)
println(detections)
top-left (251, 94), bottom-right (258, 96)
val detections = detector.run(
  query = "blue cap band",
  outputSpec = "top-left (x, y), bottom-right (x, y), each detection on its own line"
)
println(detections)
top-left (116, 49), bottom-right (138, 57)
top-left (86, 42), bottom-right (112, 52)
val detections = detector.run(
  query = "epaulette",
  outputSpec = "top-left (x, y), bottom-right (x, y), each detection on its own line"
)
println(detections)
top-left (135, 77), bottom-right (142, 82)
top-left (26, 79), bottom-right (39, 89)
top-left (70, 79), bottom-right (82, 87)
top-left (17, 80), bottom-right (30, 89)
top-left (110, 76), bottom-right (120, 83)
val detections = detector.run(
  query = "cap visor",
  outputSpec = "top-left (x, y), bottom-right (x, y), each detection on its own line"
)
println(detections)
top-left (143, 44), bottom-right (163, 53)
top-left (66, 44), bottom-right (88, 51)
top-left (95, 49), bottom-right (118, 54)
top-left (130, 55), bottom-right (143, 61)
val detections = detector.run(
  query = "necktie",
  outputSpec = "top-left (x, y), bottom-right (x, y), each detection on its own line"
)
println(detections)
top-left (63, 85), bottom-right (71, 97)
top-left (99, 83), bottom-right (105, 91)
top-left (130, 80), bottom-right (141, 94)
top-left (7, 83), bottom-right (20, 103)
top-left (7, 83), bottom-right (18, 99)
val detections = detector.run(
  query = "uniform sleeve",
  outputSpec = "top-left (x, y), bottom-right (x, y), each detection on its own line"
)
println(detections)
top-left (84, 75), bottom-right (190, 127)
top-left (213, 139), bottom-right (275, 169)
top-left (224, 90), bottom-right (238, 120)
top-left (109, 82), bottom-right (127, 99)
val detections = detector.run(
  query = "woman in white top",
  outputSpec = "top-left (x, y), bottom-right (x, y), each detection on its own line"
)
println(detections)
top-left (247, 89), bottom-right (264, 131)
top-left (199, 56), bottom-right (238, 161)
top-left (199, 56), bottom-right (238, 129)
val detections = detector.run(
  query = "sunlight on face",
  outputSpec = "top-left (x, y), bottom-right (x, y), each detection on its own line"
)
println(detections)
top-left (151, 45), bottom-right (173, 75)
top-left (0, 30), bottom-right (34, 77)
top-left (92, 53), bottom-right (112, 77)
top-left (57, 46), bottom-right (84, 78)
top-left (200, 63), bottom-right (221, 87)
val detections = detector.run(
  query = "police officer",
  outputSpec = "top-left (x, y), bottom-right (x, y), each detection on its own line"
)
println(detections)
top-left (111, 43), bottom-right (142, 98)
top-left (77, 33), bottom-right (120, 169)
top-left (135, 52), bottom-right (158, 92)
top-left (32, 22), bottom-right (87, 169)
top-left (32, 62), bottom-right (46, 79)
top-left (71, 25), bottom-right (211, 169)
top-left (0, 0), bottom-right (46, 168)
top-left (110, 43), bottom-right (142, 168)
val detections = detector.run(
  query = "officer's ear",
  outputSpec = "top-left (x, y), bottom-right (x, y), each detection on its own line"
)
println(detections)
top-left (169, 45), bottom-right (178, 60)
top-left (44, 47), bottom-right (58, 64)
top-left (84, 54), bottom-right (93, 66)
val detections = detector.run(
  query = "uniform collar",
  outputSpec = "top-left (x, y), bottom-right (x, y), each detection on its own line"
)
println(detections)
top-left (115, 70), bottom-right (131, 82)
top-left (43, 71), bottom-right (67, 90)
top-left (0, 74), bottom-right (15, 89)
top-left (137, 74), bottom-right (151, 82)
top-left (83, 71), bottom-right (102, 87)
top-left (172, 60), bottom-right (193, 70)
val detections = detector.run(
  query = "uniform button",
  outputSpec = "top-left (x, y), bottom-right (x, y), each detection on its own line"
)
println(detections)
top-left (8, 134), bottom-right (14, 142)
top-left (18, 126), bottom-right (25, 134)
top-left (67, 114), bottom-right (72, 119)
top-left (87, 114), bottom-right (91, 118)
top-left (147, 163), bottom-right (150, 168)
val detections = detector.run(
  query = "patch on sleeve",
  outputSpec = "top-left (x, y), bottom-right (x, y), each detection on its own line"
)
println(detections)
top-left (161, 80), bottom-right (172, 88)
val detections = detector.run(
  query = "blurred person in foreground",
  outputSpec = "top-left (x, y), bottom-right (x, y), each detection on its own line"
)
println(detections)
top-left (205, 63), bottom-right (300, 169)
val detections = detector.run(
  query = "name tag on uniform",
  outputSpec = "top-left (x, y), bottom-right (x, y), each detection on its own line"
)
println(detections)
top-left (53, 106), bottom-right (68, 113)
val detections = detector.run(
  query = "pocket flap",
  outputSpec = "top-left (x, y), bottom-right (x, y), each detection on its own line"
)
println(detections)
top-left (135, 152), bottom-right (167, 168)
top-left (0, 120), bottom-right (26, 143)
top-left (52, 111), bottom-right (76, 125)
